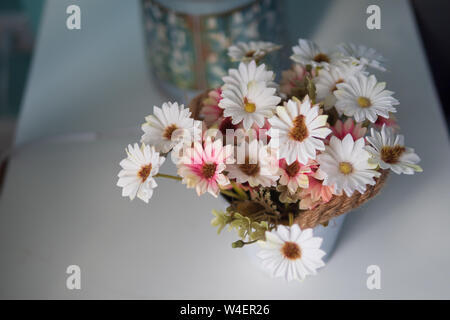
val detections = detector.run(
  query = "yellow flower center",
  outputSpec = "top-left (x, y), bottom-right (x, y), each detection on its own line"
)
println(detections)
top-left (357, 97), bottom-right (372, 108)
top-left (244, 97), bottom-right (256, 113)
top-left (138, 164), bottom-right (152, 182)
top-left (339, 162), bottom-right (353, 175)
top-left (381, 145), bottom-right (406, 164)
top-left (281, 241), bottom-right (302, 260)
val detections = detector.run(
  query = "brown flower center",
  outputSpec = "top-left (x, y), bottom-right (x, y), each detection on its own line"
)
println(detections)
top-left (357, 97), bottom-right (371, 108)
top-left (285, 161), bottom-right (300, 177)
top-left (245, 50), bottom-right (256, 58)
top-left (331, 78), bottom-right (344, 92)
top-left (202, 163), bottom-right (217, 179)
top-left (381, 145), bottom-right (406, 164)
top-left (239, 157), bottom-right (260, 176)
top-left (163, 124), bottom-right (178, 140)
top-left (281, 241), bottom-right (302, 260)
top-left (289, 115), bottom-right (309, 142)
top-left (339, 162), bottom-right (353, 175)
top-left (313, 53), bottom-right (330, 63)
top-left (138, 164), bottom-right (152, 182)
top-left (244, 97), bottom-right (256, 113)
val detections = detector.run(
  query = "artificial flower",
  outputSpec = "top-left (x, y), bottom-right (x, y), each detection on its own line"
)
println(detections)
top-left (228, 41), bottom-right (281, 62)
top-left (334, 73), bottom-right (399, 123)
top-left (314, 62), bottom-right (364, 109)
top-left (329, 118), bottom-right (367, 141)
top-left (299, 171), bottom-right (334, 210)
top-left (220, 81), bottom-right (279, 130)
top-left (117, 143), bottom-right (165, 203)
top-left (219, 61), bottom-right (280, 130)
top-left (200, 88), bottom-right (223, 126)
top-left (221, 60), bottom-right (276, 90)
top-left (226, 139), bottom-right (280, 187)
top-left (278, 159), bottom-right (314, 194)
top-left (257, 225), bottom-right (326, 281)
top-left (141, 102), bottom-right (202, 153)
top-left (268, 96), bottom-right (331, 165)
top-left (177, 137), bottom-right (234, 197)
top-left (280, 64), bottom-right (308, 96)
top-left (317, 134), bottom-right (381, 197)
top-left (291, 38), bottom-right (342, 69)
top-left (338, 43), bottom-right (387, 71)
top-left (365, 125), bottom-right (422, 174)
top-left (374, 113), bottom-right (399, 131)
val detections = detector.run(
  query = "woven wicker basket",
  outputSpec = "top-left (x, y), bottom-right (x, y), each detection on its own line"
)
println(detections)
top-left (189, 91), bottom-right (389, 229)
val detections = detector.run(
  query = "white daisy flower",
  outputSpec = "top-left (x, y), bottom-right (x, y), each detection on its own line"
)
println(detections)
top-left (268, 96), bottom-right (331, 165)
top-left (257, 224), bottom-right (326, 281)
top-left (290, 38), bottom-right (343, 69)
top-left (317, 134), bottom-right (381, 197)
top-left (226, 139), bottom-right (280, 187)
top-left (222, 60), bottom-right (276, 89)
top-left (365, 125), bottom-right (422, 174)
top-left (338, 43), bottom-right (387, 71)
top-left (141, 102), bottom-right (202, 153)
top-left (334, 73), bottom-right (399, 123)
top-left (219, 61), bottom-right (281, 130)
top-left (228, 41), bottom-right (281, 62)
top-left (314, 62), bottom-right (364, 109)
top-left (117, 143), bottom-right (165, 203)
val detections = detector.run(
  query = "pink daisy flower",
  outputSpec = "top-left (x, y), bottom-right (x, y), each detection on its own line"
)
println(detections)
top-left (278, 159), bottom-right (315, 194)
top-left (200, 88), bottom-right (223, 126)
top-left (177, 137), bottom-right (234, 197)
top-left (329, 118), bottom-right (367, 142)
top-left (374, 113), bottom-right (399, 131)
top-left (280, 64), bottom-right (307, 96)
top-left (299, 172), bottom-right (334, 210)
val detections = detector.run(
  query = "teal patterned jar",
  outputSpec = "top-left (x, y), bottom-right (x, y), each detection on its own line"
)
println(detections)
top-left (141, 0), bottom-right (283, 100)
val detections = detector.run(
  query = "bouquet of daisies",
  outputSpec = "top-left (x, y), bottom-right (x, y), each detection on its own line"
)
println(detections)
top-left (117, 39), bottom-right (422, 282)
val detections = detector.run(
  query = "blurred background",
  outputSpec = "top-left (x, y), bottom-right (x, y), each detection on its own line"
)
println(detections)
top-left (0, 0), bottom-right (42, 151)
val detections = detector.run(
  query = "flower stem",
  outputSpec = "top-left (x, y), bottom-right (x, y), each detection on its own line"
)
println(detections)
top-left (154, 173), bottom-right (182, 181)
top-left (288, 213), bottom-right (294, 226)
top-left (219, 189), bottom-right (241, 199)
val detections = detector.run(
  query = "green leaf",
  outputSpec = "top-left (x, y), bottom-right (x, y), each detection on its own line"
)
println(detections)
top-left (211, 210), bottom-right (232, 234)
top-left (229, 213), bottom-right (252, 239)
top-left (249, 221), bottom-right (269, 241)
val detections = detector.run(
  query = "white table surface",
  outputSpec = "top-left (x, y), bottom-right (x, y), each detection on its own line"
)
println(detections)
top-left (1, 0), bottom-right (450, 299)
